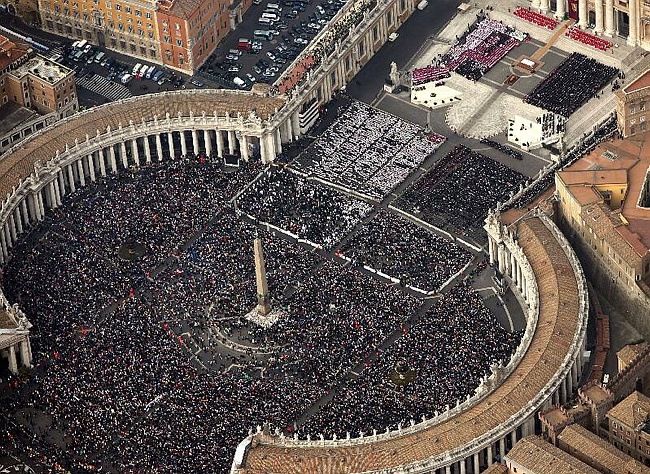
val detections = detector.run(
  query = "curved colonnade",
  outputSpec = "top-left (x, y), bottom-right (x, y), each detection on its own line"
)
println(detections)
top-left (0, 1), bottom-right (589, 468)
top-left (230, 210), bottom-right (589, 474)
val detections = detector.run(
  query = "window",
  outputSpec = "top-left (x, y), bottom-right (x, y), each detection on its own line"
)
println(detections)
top-left (115, 4), bottom-right (120, 10)
top-left (175, 23), bottom-right (180, 30)
top-left (125, 6), bottom-right (130, 13)
top-left (641, 101), bottom-right (646, 111)
top-left (135, 9), bottom-right (141, 16)
top-left (176, 39), bottom-right (183, 46)
top-left (146, 12), bottom-right (151, 18)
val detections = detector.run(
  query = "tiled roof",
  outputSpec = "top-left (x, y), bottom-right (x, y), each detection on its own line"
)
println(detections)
top-left (480, 463), bottom-right (508, 474)
top-left (558, 424), bottom-right (650, 473)
top-left (0, 90), bottom-right (285, 202)
top-left (0, 311), bottom-right (17, 330)
top-left (236, 216), bottom-right (584, 473)
top-left (624, 68), bottom-right (650, 94)
top-left (505, 436), bottom-right (600, 473)
top-left (607, 391), bottom-right (650, 429)
top-left (618, 343), bottom-right (649, 369)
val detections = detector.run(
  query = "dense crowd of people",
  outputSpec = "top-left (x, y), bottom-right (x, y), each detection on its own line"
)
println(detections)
top-left (340, 210), bottom-right (473, 292)
top-left (0, 156), bottom-right (523, 473)
top-left (525, 53), bottom-right (618, 117)
top-left (395, 145), bottom-right (525, 238)
top-left (479, 138), bottom-right (523, 160)
top-left (292, 100), bottom-right (445, 200)
top-left (236, 166), bottom-right (373, 249)
top-left (299, 281), bottom-right (522, 438)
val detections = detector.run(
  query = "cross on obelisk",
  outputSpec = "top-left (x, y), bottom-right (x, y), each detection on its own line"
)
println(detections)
top-left (254, 237), bottom-right (271, 316)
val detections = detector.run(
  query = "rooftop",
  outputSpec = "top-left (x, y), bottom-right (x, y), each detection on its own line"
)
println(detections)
top-left (0, 310), bottom-right (17, 330)
top-left (607, 391), bottom-right (650, 429)
top-left (9, 55), bottom-right (72, 84)
top-left (505, 435), bottom-right (600, 473)
top-left (0, 34), bottom-right (30, 72)
top-left (624, 68), bottom-right (650, 94)
top-left (0, 102), bottom-right (39, 137)
top-left (235, 216), bottom-right (584, 473)
top-left (558, 131), bottom-right (650, 257)
top-left (618, 342), bottom-right (649, 369)
top-left (557, 424), bottom-right (650, 474)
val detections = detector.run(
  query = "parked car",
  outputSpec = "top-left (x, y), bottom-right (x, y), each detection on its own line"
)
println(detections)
top-left (190, 78), bottom-right (204, 87)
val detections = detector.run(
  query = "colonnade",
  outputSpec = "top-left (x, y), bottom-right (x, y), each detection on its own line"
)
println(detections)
top-left (1, 337), bottom-right (32, 374)
top-left (540, 0), bottom-right (629, 43)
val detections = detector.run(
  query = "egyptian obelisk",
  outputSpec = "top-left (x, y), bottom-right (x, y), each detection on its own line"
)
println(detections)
top-left (254, 238), bottom-right (271, 316)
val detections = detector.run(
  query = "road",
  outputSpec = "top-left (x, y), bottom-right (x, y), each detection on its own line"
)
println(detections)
top-left (345, 0), bottom-right (462, 103)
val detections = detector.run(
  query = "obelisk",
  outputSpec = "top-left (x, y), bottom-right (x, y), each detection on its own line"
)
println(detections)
top-left (254, 238), bottom-right (271, 316)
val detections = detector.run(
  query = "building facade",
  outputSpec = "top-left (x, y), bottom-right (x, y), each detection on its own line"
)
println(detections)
top-left (555, 131), bottom-right (650, 338)
top-left (37, 0), bottom-right (249, 73)
top-left (616, 68), bottom-right (650, 138)
top-left (1, 34), bottom-right (78, 154)
top-left (535, 0), bottom-right (650, 48)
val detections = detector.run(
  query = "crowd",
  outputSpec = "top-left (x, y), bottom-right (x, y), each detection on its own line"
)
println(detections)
top-left (299, 281), bottom-right (522, 438)
top-left (395, 145), bottom-right (525, 237)
top-left (514, 7), bottom-right (558, 30)
top-left (340, 210), bottom-right (473, 292)
top-left (525, 53), bottom-right (618, 117)
top-left (438, 16), bottom-right (525, 81)
top-left (292, 100), bottom-right (445, 200)
top-left (0, 150), bottom-right (523, 472)
top-left (479, 138), bottom-right (523, 160)
top-left (236, 166), bottom-right (373, 249)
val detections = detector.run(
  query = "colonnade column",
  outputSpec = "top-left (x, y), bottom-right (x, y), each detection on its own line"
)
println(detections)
top-left (488, 237), bottom-right (496, 266)
top-left (204, 130), bottom-right (212, 157)
top-left (259, 134), bottom-right (267, 162)
top-left (78, 157), bottom-right (86, 187)
top-left (594, 0), bottom-right (604, 34)
top-left (473, 454), bottom-right (479, 474)
top-left (109, 145), bottom-right (118, 173)
top-left (120, 141), bottom-right (128, 169)
top-left (67, 164), bottom-right (76, 193)
top-left (510, 430), bottom-right (517, 447)
top-left (7, 345), bottom-right (17, 374)
top-left (240, 135), bottom-right (249, 161)
top-left (156, 134), bottom-right (164, 162)
top-left (143, 135), bottom-right (152, 164)
top-left (7, 214), bottom-right (16, 242)
top-left (168, 132), bottom-right (175, 159)
top-left (20, 200), bottom-right (29, 228)
top-left (216, 130), bottom-right (225, 158)
top-left (0, 226), bottom-right (8, 258)
top-left (604, 0), bottom-right (615, 36)
top-left (53, 176), bottom-right (62, 207)
top-left (192, 130), bottom-right (200, 155)
top-left (487, 444), bottom-right (493, 466)
top-left (228, 130), bottom-right (236, 155)
top-left (89, 153), bottom-right (97, 182)
top-left (460, 459), bottom-right (466, 474)
top-left (578, 0), bottom-right (588, 28)
top-left (132, 138), bottom-right (140, 167)
top-left (13, 208), bottom-right (22, 234)
top-left (98, 149), bottom-right (107, 177)
top-left (275, 128), bottom-right (282, 155)
top-left (540, 0), bottom-right (549, 13)
top-left (20, 340), bottom-right (31, 367)
top-left (555, 0), bottom-right (566, 20)
top-left (628, 0), bottom-right (638, 45)
top-left (180, 131), bottom-right (188, 157)
top-left (499, 437), bottom-right (506, 458)
top-left (444, 466), bottom-right (451, 474)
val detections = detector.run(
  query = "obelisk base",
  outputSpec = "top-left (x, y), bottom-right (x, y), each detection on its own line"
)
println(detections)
top-left (244, 307), bottom-right (286, 329)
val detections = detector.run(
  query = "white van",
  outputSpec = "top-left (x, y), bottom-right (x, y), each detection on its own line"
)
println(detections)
top-left (233, 76), bottom-right (246, 88)
top-left (266, 3), bottom-right (281, 10)
top-left (121, 73), bottom-right (133, 84)
top-left (417, 0), bottom-right (428, 9)
top-left (132, 63), bottom-right (142, 75)
top-left (261, 12), bottom-right (279, 21)
top-left (258, 17), bottom-right (273, 25)
top-left (145, 65), bottom-right (156, 79)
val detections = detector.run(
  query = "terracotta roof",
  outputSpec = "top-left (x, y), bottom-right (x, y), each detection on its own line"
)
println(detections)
top-left (560, 131), bottom-right (650, 254)
top-left (480, 463), bottom-right (508, 474)
top-left (505, 436), bottom-right (600, 473)
top-left (235, 216), bottom-right (584, 473)
top-left (618, 342), bottom-right (649, 369)
top-left (581, 384), bottom-right (610, 404)
top-left (607, 391), bottom-right (650, 429)
top-left (0, 90), bottom-right (285, 202)
top-left (0, 34), bottom-right (29, 72)
top-left (624, 68), bottom-right (650, 94)
top-left (558, 424), bottom-right (650, 474)
top-left (580, 203), bottom-right (643, 262)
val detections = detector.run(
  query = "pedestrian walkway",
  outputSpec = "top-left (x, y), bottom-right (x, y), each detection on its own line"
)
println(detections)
top-left (75, 75), bottom-right (132, 101)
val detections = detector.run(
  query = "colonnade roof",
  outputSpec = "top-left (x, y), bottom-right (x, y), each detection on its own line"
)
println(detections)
top-left (0, 90), bottom-right (286, 200)
top-left (237, 216), bottom-right (583, 474)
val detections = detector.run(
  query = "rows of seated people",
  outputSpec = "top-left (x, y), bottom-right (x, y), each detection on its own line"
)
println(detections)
top-left (525, 53), bottom-right (618, 117)
top-left (565, 27), bottom-right (612, 51)
top-left (412, 65), bottom-right (450, 85)
top-left (514, 7), bottom-right (558, 29)
top-left (395, 145), bottom-right (526, 236)
top-left (437, 16), bottom-right (524, 81)
top-left (479, 138), bottom-right (523, 160)
top-left (291, 100), bottom-right (445, 200)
